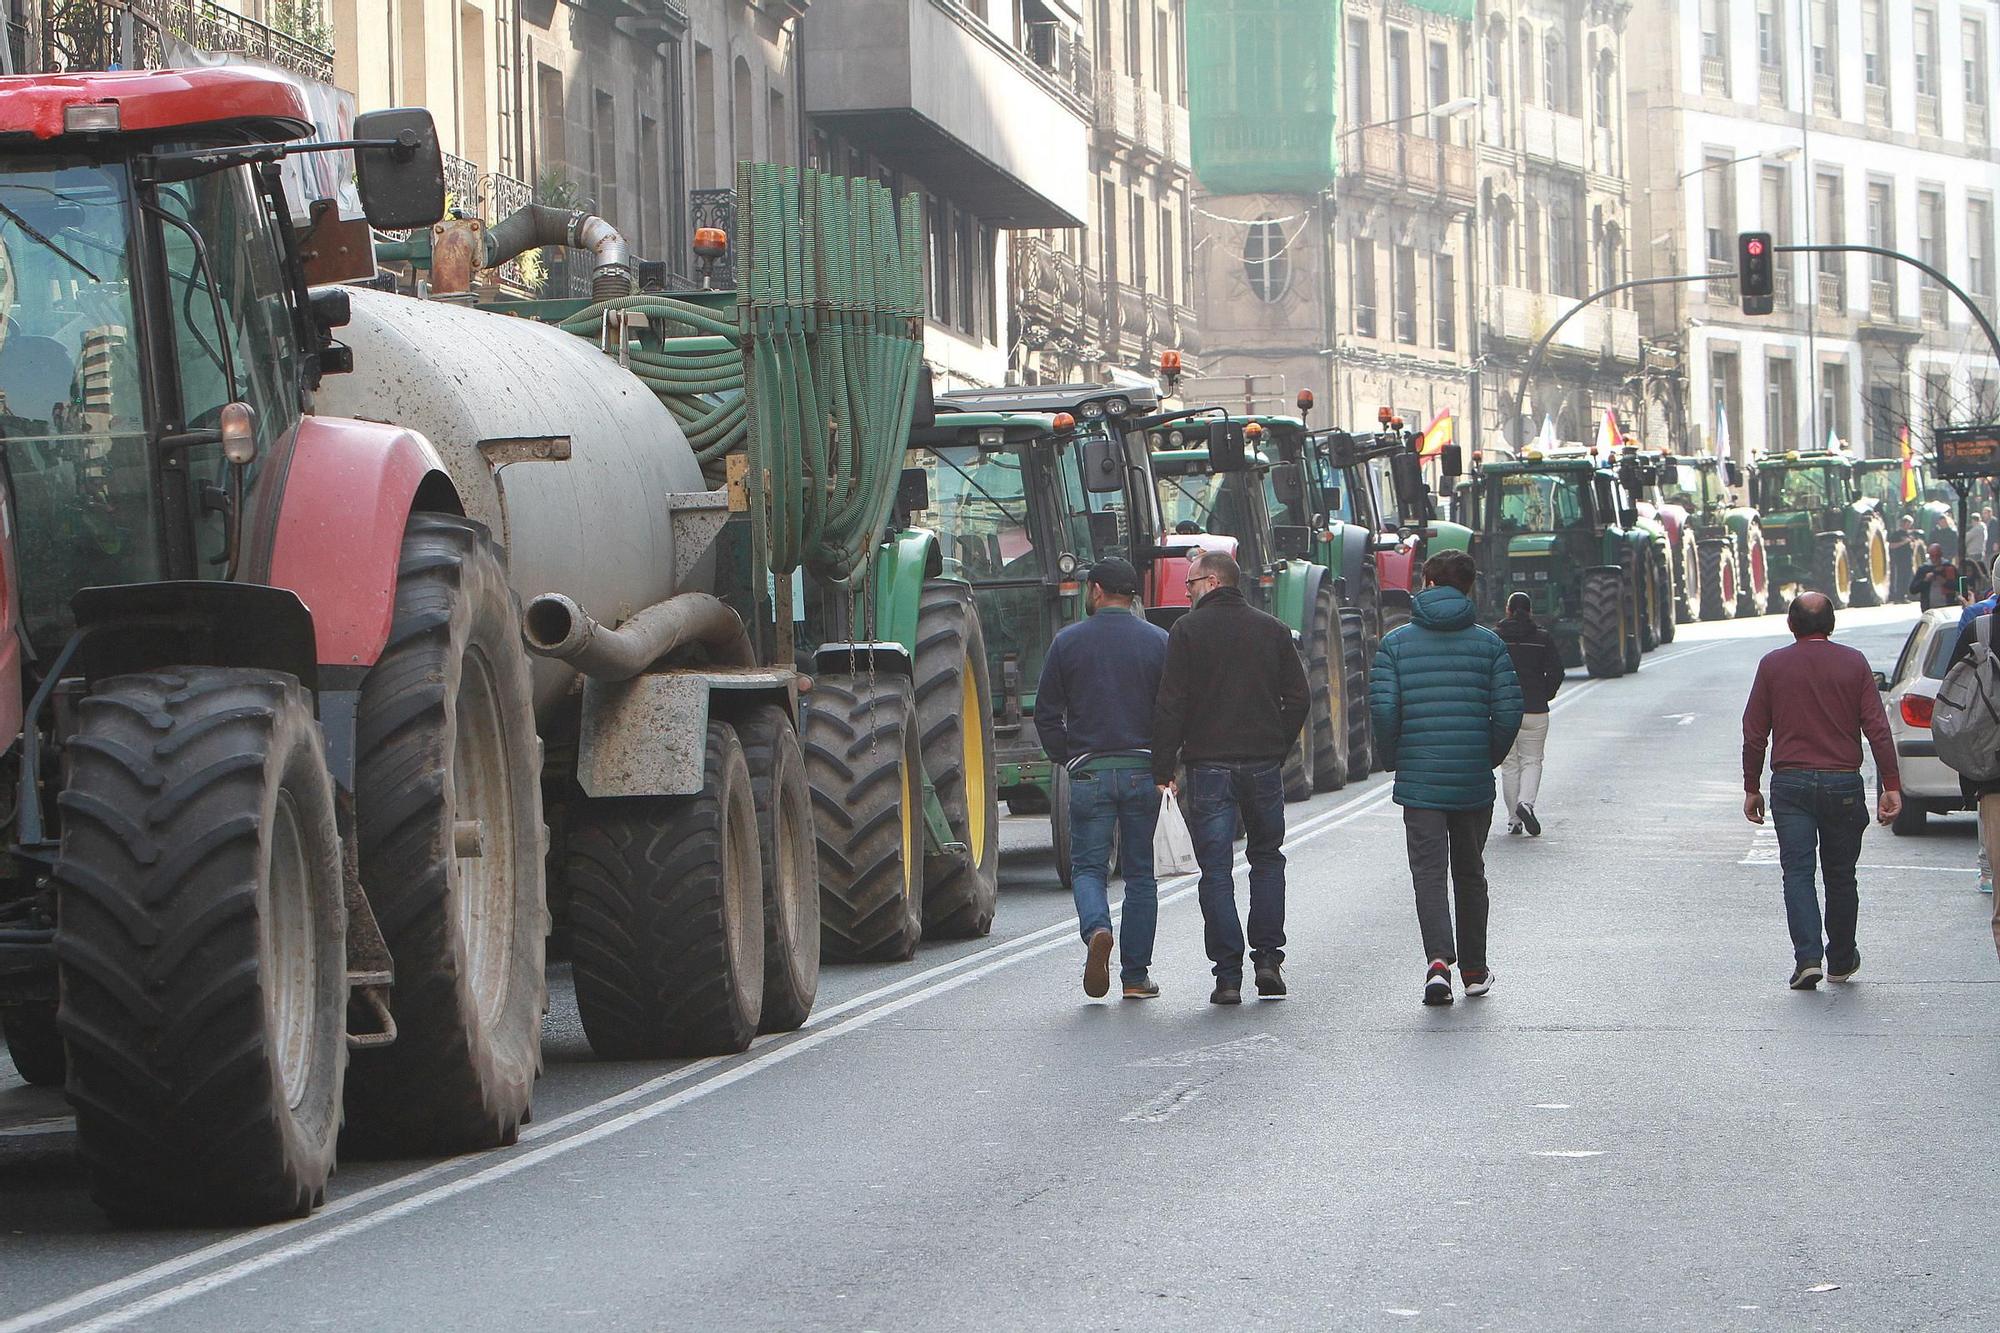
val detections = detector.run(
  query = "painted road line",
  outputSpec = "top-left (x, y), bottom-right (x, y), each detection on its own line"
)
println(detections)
top-left (44, 784), bottom-right (1404, 1333)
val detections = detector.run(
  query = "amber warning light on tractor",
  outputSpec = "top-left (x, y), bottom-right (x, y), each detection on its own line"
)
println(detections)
top-left (1158, 349), bottom-right (1183, 376)
top-left (693, 228), bottom-right (729, 257)
top-left (1052, 412), bottom-right (1076, 431)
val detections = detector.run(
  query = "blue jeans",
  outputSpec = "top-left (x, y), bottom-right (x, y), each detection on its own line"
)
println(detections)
top-left (1068, 766), bottom-right (1161, 982)
top-left (1770, 769), bottom-right (1867, 968)
top-left (1185, 761), bottom-right (1286, 983)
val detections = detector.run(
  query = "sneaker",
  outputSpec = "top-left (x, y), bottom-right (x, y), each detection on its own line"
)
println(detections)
top-left (1123, 974), bottom-right (1160, 999)
top-left (1083, 928), bottom-right (1113, 998)
top-left (1423, 961), bottom-right (1454, 1006)
top-left (1517, 803), bottom-right (1541, 837)
top-left (1210, 983), bottom-right (1242, 1006)
top-left (1982, 879), bottom-right (1995, 896)
top-left (1462, 967), bottom-right (1495, 997)
top-left (1254, 963), bottom-right (1287, 999)
top-left (1789, 961), bottom-right (1825, 990)
top-left (1828, 953), bottom-right (1861, 984)
top-left (1507, 821), bottom-right (1524, 835)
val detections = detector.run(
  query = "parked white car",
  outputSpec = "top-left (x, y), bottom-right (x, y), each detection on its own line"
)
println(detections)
top-left (1878, 607), bottom-right (1972, 834)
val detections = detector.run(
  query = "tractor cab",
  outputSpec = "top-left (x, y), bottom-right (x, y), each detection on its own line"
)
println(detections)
top-left (1853, 455), bottom-right (1952, 542)
top-left (1143, 415), bottom-right (1306, 629)
top-left (1750, 451), bottom-right (1890, 607)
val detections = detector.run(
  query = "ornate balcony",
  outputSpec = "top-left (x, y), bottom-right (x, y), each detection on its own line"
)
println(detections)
top-left (1812, 72), bottom-right (1838, 116)
top-left (1971, 102), bottom-right (1992, 144)
top-left (1818, 269), bottom-right (1845, 316)
top-left (1022, 21), bottom-right (1094, 111)
top-left (42, 0), bottom-right (334, 82)
top-left (1705, 260), bottom-right (1737, 310)
top-left (1348, 128), bottom-right (1474, 211)
top-left (1701, 54), bottom-right (1728, 96)
top-left (1921, 286), bottom-right (1949, 327)
top-left (1869, 278), bottom-right (1897, 321)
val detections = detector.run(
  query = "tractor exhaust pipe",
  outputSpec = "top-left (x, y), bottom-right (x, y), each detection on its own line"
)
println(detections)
top-left (522, 592), bottom-right (754, 680)
top-left (484, 203), bottom-right (634, 301)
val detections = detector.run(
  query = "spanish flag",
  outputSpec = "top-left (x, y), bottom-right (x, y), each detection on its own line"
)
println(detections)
top-left (1596, 407), bottom-right (1624, 455)
top-left (1900, 425), bottom-right (1918, 502)
top-left (1419, 409), bottom-right (1454, 459)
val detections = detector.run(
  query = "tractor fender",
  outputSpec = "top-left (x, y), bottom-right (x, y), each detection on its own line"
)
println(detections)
top-left (1274, 559), bottom-right (1328, 636)
top-left (267, 416), bottom-right (460, 669)
top-left (868, 529), bottom-right (945, 651)
top-left (1333, 523), bottom-right (1372, 598)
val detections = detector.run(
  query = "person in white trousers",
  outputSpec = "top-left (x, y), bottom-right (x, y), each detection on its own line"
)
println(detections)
top-left (1494, 594), bottom-right (1566, 836)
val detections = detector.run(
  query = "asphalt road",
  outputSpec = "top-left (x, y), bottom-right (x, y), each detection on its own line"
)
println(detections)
top-left (2, 602), bottom-right (1995, 1331)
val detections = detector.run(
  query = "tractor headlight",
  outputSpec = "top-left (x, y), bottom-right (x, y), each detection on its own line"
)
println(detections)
top-left (1169, 429), bottom-right (1185, 447)
top-left (1104, 397), bottom-right (1131, 418)
top-left (1079, 400), bottom-right (1105, 422)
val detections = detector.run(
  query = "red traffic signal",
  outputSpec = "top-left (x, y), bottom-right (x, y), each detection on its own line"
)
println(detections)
top-left (1738, 230), bottom-right (1775, 315)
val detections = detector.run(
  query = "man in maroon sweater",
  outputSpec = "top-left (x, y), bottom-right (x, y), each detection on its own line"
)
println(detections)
top-left (1743, 593), bottom-right (1902, 989)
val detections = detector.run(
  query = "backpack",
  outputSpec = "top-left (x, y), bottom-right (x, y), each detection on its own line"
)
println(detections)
top-left (1932, 614), bottom-right (2000, 782)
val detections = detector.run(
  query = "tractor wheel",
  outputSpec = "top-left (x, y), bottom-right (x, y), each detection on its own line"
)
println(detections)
top-left (56, 669), bottom-right (345, 1223)
top-left (1814, 536), bottom-right (1852, 610)
top-left (1850, 517), bottom-right (1890, 607)
top-left (1352, 555), bottom-right (1383, 656)
top-left (1636, 559), bottom-right (1659, 653)
top-left (1051, 766), bottom-right (1074, 893)
top-left (738, 705), bottom-right (818, 1034)
top-left (1580, 570), bottom-right (1627, 678)
top-left (1653, 544), bottom-right (1677, 645)
top-left (345, 514), bottom-right (543, 1155)
top-left (913, 583), bottom-right (999, 939)
top-left (2, 1003), bottom-right (63, 1087)
top-left (1676, 537), bottom-right (1699, 624)
top-left (1891, 800), bottom-right (1928, 836)
top-left (1283, 652), bottom-right (1317, 803)
top-left (1622, 575), bottom-right (1644, 674)
top-left (803, 674), bottom-right (925, 962)
top-left (566, 721), bottom-right (765, 1057)
top-left (1307, 584), bottom-right (1349, 794)
top-left (1380, 592), bottom-right (1413, 639)
top-left (1698, 540), bottom-right (1740, 621)
top-left (1739, 523), bottom-right (1772, 617)
top-left (1341, 606), bottom-right (1373, 783)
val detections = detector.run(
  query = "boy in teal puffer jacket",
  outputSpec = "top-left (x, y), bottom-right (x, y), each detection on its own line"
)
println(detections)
top-left (1369, 550), bottom-right (1524, 1006)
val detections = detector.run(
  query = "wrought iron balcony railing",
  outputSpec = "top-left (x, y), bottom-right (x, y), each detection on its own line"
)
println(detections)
top-left (42, 0), bottom-right (334, 83)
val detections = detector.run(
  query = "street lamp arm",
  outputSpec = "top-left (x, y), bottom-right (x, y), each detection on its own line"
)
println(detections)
top-left (1338, 97), bottom-right (1479, 140)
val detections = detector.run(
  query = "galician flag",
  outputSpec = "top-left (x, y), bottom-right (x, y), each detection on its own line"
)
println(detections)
top-left (1714, 401), bottom-right (1732, 465)
top-left (1595, 407), bottom-right (1624, 455)
top-left (1827, 425), bottom-right (1842, 454)
top-left (1419, 409), bottom-right (1454, 459)
top-left (1900, 425), bottom-right (1919, 502)
top-left (1536, 414), bottom-right (1560, 452)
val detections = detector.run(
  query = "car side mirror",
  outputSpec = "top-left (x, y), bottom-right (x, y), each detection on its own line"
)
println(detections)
top-left (1209, 422), bottom-right (1249, 472)
top-left (1872, 670), bottom-right (1890, 692)
top-left (1087, 510), bottom-right (1121, 552)
top-left (1273, 525), bottom-right (1313, 560)
top-left (1271, 460), bottom-right (1305, 505)
top-left (353, 108), bottom-right (446, 231)
top-left (1080, 435), bottom-right (1124, 493)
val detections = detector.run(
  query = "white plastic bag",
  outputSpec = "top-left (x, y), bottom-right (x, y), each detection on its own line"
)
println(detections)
top-left (1154, 789), bottom-right (1200, 876)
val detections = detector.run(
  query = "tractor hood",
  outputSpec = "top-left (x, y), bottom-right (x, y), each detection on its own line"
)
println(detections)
top-left (1506, 533), bottom-right (1561, 558)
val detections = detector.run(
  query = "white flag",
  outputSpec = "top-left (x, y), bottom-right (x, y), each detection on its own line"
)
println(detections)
top-left (1536, 414), bottom-right (1560, 452)
top-left (1715, 402), bottom-right (1732, 465)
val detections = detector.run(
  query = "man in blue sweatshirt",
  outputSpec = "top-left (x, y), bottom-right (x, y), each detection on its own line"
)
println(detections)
top-left (1037, 557), bottom-right (1172, 999)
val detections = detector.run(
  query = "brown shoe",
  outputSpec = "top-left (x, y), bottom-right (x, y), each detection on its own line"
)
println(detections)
top-left (1083, 928), bottom-right (1114, 998)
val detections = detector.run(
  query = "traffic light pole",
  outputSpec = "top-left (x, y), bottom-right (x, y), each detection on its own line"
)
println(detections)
top-left (1507, 271), bottom-right (1717, 446)
top-left (1772, 243), bottom-right (2000, 369)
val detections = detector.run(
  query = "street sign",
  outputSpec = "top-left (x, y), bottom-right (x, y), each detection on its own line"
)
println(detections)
top-left (1933, 425), bottom-right (2000, 478)
top-left (1738, 231), bottom-right (1774, 316)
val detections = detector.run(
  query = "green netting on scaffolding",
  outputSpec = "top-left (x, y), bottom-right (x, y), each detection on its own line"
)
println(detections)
top-left (553, 163), bottom-right (924, 584)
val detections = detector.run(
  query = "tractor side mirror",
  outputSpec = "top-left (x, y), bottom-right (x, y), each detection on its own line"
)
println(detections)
top-left (1617, 456), bottom-right (1643, 494)
top-left (1724, 459), bottom-right (1743, 488)
top-left (1273, 525), bottom-right (1314, 560)
top-left (1087, 510), bottom-right (1121, 553)
top-left (1271, 460), bottom-right (1305, 506)
top-left (896, 466), bottom-right (931, 518)
top-left (1439, 443), bottom-right (1464, 480)
top-left (1209, 422), bottom-right (1250, 472)
top-left (1324, 483), bottom-right (1342, 515)
top-left (1080, 435), bottom-right (1124, 493)
top-left (1389, 450), bottom-right (1426, 522)
top-left (1620, 504), bottom-right (1640, 529)
top-left (910, 365), bottom-right (936, 430)
top-left (353, 108), bottom-right (447, 231)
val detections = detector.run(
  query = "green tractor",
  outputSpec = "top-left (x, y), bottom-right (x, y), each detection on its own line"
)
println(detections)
top-left (905, 384), bottom-right (1159, 893)
top-left (1659, 454), bottom-right (1769, 620)
top-left (1451, 451), bottom-right (1659, 678)
top-left (1853, 455), bottom-right (1954, 549)
top-left (1610, 449), bottom-right (1679, 650)
top-left (1145, 416), bottom-right (1369, 799)
top-left (1749, 451), bottom-right (1891, 610)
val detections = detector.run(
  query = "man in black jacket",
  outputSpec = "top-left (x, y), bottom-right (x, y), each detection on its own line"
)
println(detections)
top-left (1152, 550), bottom-right (1310, 1004)
top-left (1496, 593), bottom-right (1564, 835)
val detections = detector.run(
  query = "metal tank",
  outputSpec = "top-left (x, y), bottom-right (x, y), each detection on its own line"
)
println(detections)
top-left (314, 286), bottom-right (713, 714)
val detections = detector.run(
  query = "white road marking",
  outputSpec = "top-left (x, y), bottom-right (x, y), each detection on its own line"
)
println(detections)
top-left (9, 627), bottom-right (1739, 1333)
top-left (1119, 1079), bottom-right (1206, 1124)
top-left (0, 1120), bottom-right (72, 1140)
top-left (1130, 1033), bottom-right (1283, 1069)
top-left (1662, 712), bottom-right (1697, 726)
top-left (1532, 1150), bottom-right (1605, 1158)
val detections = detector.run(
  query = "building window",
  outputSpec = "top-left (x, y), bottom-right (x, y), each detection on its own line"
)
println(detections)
top-left (1427, 41), bottom-right (1451, 136)
top-left (1160, 204), bottom-right (1176, 307)
top-left (1124, 0), bottom-right (1141, 74)
top-left (1542, 32), bottom-right (1564, 112)
top-left (1862, 0), bottom-right (1887, 87)
top-left (1821, 361), bottom-right (1850, 443)
top-left (1968, 17), bottom-right (1991, 108)
top-left (1766, 356), bottom-right (1797, 453)
top-left (1435, 253), bottom-right (1457, 351)
top-left (537, 62), bottom-right (565, 180)
top-left (1346, 20), bottom-right (1371, 127)
top-left (1755, 0), bottom-right (1783, 76)
top-left (1388, 29), bottom-right (1412, 123)
top-left (1154, 7), bottom-right (1170, 94)
top-left (1393, 245), bottom-right (1418, 343)
top-left (1549, 191), bottom-right (1579, 297)
top-left (1810, 0), bottom-right (1836, 77)
top-left (1131, 203), bottom-right (1148, 289)
top-left (1597, 221), bottom-right (1623, 290)
top-left (1244, 217), bottom-right (1290, 303)
top-left (1970, 198), bottom-right (1993, 300)
top-left (1352, 239), bottom-right (1377, 337)
top-left (592, 90), bottom-right (619, 228)
top-left (1926, 371), bottom-right (1953, 432)
top-left (1760, 164), bottom-right (1791, 244)
top-left (730, 56), bottom-right (753, 174)
top-left (1866, 180), bottom-right (1895, 286)
top-left (928, 196), bottom-right (952, 325)
top-left (1485, 22), bottom-right (1502, 99)
top-left (1711, 348), bottom-right (1741, 458)
top-left (1517, 22), bottom-right (1535, 106)
top-left (1701, 0), bottom-right (1730, 72)
top-left (1491, 199), bottom-right (1513, 286)
top-left (1918, 189), bottom-right (1947, 303)
top-left (768, 88), bottom-right (788, 166)
top-left (1915, 8), bottom-right (1940, 98)
top-left (1594, 53), bottom-right (1615, 126)
top-left (1524, 203), bottom-right (1543, 291)
top-left (1704, 151), bottom-right (1736, 264)
top-left (1099, 180), bottom-right (1118, 282)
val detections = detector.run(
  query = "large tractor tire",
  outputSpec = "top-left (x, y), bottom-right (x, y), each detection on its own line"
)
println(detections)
top-left (567, 721), bottom-right (765, 1057)
top-left (1850, 517), bottom-right (1890, 607)
top-left (1636, 558), bottom-right (1659, 653)
top-left (1351, 554), bottom-right (1383, 656)
top-left (1380, 590), bottom-right (1413, 639)
top-left (1051, 766), bottom-right (1074, 893)
top-left (803, 674), bottom-right (925, 962)
top-left (346, 513), bottom-right (543, 1155)
top-left (1340, 606), bottom-right (1373, 783)
top-left (2, 1003), bottom-right (62, 1086)
top-left (1283, 687), bottom-right (1316, 802)
top-left (1622, 574), bottom-right (1644, 675)
top-left (1676, 536), bottom-right (1699, 624)
top-left (1652, 544), bottom-right (1677, 645)
top-left (1698, 539), bottom-right (1740, 621)
top-left (1580, 569), bottom-right (1628, 679)
top-left (1306, 584), bottom-right (1349, 794)
top-left (737, 705), bottom-right (818, 1034)
top-left (1739, 523), bottom-right (1773, 617)
top-left (1814, 535), bottom-right (1852, 610)
top-left (56, 669), bottom-right (346, 1223)
top-left (913, 583), bottom-right (1000, 939)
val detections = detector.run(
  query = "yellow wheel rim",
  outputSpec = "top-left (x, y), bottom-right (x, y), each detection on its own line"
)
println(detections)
top-left (1837, 549), bottom-right (1850, 589)
top-left (900, 749), bottom-right (918, 904)
top-left (960, 652), bottom-right (988, 865)
top-left (1871, 534), bottom-right (1888, 584)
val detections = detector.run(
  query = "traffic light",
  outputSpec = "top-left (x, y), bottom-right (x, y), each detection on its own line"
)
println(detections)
top-left (1739, 231), bottom-right (1775, 316)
